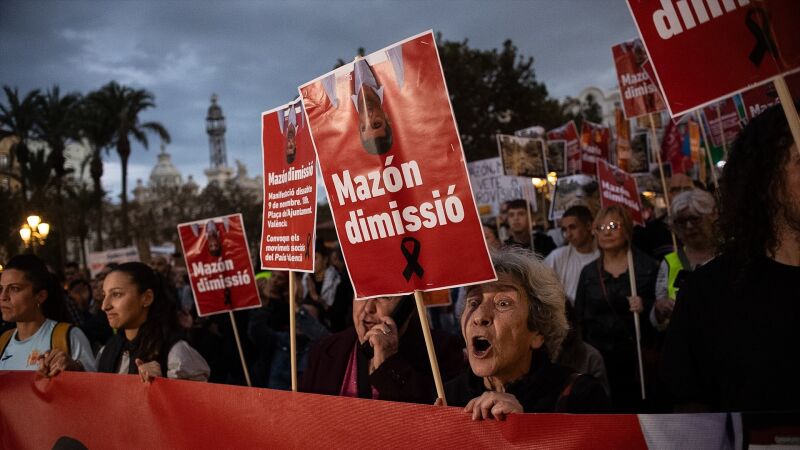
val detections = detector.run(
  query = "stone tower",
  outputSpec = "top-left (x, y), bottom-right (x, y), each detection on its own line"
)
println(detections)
top-left (204, 93), bottom-right (233, 185)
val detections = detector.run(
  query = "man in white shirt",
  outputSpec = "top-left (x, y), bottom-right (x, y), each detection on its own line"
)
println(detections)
top-left (544, 205), bottom-right (599, 305)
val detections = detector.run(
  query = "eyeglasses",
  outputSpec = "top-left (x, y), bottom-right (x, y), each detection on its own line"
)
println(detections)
top-left (672, 215), bottom-right (701, 228)
top-left (595, 221), bottom-right (621, 232)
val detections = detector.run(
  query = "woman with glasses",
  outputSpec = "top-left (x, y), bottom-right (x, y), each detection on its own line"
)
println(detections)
top-left (574, 205), bottom-right (659, 412)
top-left (650, 189), bottom-right (717, 331)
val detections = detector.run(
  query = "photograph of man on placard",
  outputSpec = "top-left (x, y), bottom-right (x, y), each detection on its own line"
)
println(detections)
top-left (629, 132), bottom-right (650, 174)
top-left (546, 140), bottom-right (567, 175)
top-left (278, 102), bottom-right (304, 165)
top-left (320, 47), bottom-right (405, 156)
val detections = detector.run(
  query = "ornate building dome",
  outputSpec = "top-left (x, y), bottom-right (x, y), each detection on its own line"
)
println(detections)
top-left (149, 143), bottom-right (183, 188)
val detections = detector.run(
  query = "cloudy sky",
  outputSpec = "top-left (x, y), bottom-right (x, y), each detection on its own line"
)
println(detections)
top-left (0, 0), bottom-right (638, 200)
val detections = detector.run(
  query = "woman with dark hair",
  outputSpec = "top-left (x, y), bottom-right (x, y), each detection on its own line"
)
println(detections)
top-left (0, 254), bottom-right (96, 374)
top-left (97, 262), bottom-right (209, 382)
top-left (574, 205), bottom-right (658, 412)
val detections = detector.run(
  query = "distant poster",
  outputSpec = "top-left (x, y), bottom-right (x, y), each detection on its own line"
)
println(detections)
top-left (629, 132), bottom-right (650, 174)
top-left (87, 247), bottom-right (140, 278)
top-left (580, 120), bottom-right (610, 175)
top-left (612, 38), bottom-right (666, 118)
top-left (549, 174), bottom-right (600, 221)
top-left (299, 30), bottom-right (495, 298)
top-left (547, 121), bottom-right (580, 174)
top-left (178, 214), bottom-right (261, 317)
top-left (260, 98), bottom-right (318, 272)
top-left (497, 134), bottom-right (547, 178)
top-left (615, 108), bottom-right (631, 171)
top-left (467, 157), bottom-right (532, 217)
top-left (739, 71), bottom-right (800, 122)
top-left (700, 97), bottom-right (743, 148)
top-left (545, 140), bottom-right (567, 176)
top-left (597, 160), bottom-right (644, 226)
top-left (514, 125), bottom-right (545, 138)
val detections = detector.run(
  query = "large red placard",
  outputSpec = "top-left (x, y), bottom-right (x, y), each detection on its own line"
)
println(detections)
top-left (178, 213), bottom-right (261, 317)
top-left (260, 99), bottom-right (318, 272)
top-left (299, 31), bottom-right (495, 298)
top-left (627, 0), bottom-right (800, 116)
top-left (612, 38), bottom-right (667, 119)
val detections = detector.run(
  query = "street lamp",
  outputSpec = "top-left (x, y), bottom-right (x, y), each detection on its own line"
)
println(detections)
top-left (20, 215), bottom-right (50, 251)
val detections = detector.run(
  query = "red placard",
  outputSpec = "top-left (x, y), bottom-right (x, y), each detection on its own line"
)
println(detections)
top-left (701, 97), bottom-right (743, 148)
top-left (260, 99), bottom-right (318, 272)
top-left (739, 71), bottom-right (800, 121)
top-left (177, 214), bottom-right (261, 317)
top-left (597, 160), bottom-right (644, 226)
top-left (612, 38), bottom-right (667, 119)
top-left (299, 31), bottom-right (495, 298)
top-left (547, 121), bottom-right (580, 174)
top-left (580, 121), bottom-right (610, 175)
top-left (627, 0), bottom-right (800, 116)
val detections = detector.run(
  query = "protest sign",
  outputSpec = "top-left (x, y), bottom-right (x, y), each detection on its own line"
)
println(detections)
top-left (626, 0), bottom-right (800, 117)
top-left (629, 131), bottom-right (651, 174)
top-left (260, 98), bottom-right (317, 272)
top-left (87, 246), bottom-right (139, 278)
top-left (597, 160), bottom-right (644, 226)
top-left (616, 108), bottom-right (632, 171)
top-left (547, 121), bottom-right (581, 174)
top-left (580, 120), bottom-right (610, 175)
top-left (497, 134), bottom-right (547, 178)
top-left (612, 38), bottom-right (666, 118)
top-left (422, 289), bottom-right (452, 308)
top-left (700, 97), bottom-right (743, 149)
top-left (546, 140), bottom-right (567, 176)
top-left (739, 71), bottom-right (800, 122)
top-left (514, 125), bottom-right (545, 138)
top-left (178, 214), bottom-right (260, 317)
top-left (299, 30), bottom-right (495, 299)
top-left (549, 174), bottom-right (600, 221)
top-left (467, 157), bottom-right (533, 217)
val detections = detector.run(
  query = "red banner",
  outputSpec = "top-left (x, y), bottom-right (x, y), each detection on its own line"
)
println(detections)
top-left (597, 160), bottom-right (644, 226)
top-left (627, 0), bottom-right (800, 116)
top-left (0, 371), bottom-right (653, 449)
top-left (580, 121), bottom-right (610, 175)
top-left (299, 31), bottom-right (495, 298)
top-left (260, 98), bottom-right (318, 272)
top-left (547, 121), bottom-right (580, 174)
top-left (612, 38), bottom-right (667, 119)
top-left (177, 214), bottom-right (260, 317)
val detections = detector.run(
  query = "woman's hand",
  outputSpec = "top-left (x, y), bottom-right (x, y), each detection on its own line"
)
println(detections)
top-left (37, 349), bottom-right (82, 377)
top-left (364, 317), bottom-right (399, 373)
top-left (627, 295), bottom-right (644, 314)
top-left (464, 391), bottom-right (523, 420)
top-left (653, 297), bottom-right (675, 323)
top-left (135, 358), bottom-right (163, 383)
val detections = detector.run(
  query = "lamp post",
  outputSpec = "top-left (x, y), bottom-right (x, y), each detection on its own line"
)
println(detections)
top-left (19, 215), bottom-right (50, 253)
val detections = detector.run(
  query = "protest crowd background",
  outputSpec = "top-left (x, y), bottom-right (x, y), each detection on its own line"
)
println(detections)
top-left (1, 2), bottom-right (799, 448)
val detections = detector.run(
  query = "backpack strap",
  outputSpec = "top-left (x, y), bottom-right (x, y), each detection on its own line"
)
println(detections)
top-left (51, 322), bottom-right (73, 356)
top-left (0, 328), bottom-right (15, 357)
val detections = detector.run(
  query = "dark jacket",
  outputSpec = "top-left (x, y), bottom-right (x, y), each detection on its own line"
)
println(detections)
top-left (300, 316), bottom-right (464, 404)
top-left (445, 350), bottom-right (610, 413)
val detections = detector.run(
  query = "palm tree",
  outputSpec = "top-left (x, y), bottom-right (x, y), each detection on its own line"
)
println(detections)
top-left (0, 86), bottom-right (41, 200)
top-left (79, 92), bottom-right (116, 251)
top-left (35, 85), bottom-right (81, 267)
top-left (91, 81), bottom-right (170, 246)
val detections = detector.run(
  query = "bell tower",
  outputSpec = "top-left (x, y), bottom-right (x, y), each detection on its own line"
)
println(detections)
top-left (204, 93), bottom-right (233, 185)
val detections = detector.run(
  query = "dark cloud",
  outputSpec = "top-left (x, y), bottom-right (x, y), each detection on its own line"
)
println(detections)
top-left (0, 0), bottom-right (637, 198)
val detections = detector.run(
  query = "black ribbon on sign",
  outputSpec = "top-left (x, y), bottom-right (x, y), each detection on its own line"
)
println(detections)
top-left (305, 233), bottom-right (311, 258)
top-left (401, 237), bottom-right (424, 281)
top-left (746, 7), bottom-right (779, 68)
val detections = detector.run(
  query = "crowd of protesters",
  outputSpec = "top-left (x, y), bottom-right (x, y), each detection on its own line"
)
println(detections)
top-left (0, 103), bottom-right (798, 418)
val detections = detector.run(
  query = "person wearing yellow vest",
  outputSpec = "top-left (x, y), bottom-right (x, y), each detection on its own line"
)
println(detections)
top-left (650, 189), bottom-right (717, 331)
top-left (0, 254), bottom-right (96, 374)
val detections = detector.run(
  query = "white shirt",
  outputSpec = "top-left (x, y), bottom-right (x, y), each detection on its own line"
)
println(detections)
top-left (0, 319), bottom-right (97, 371)
top-left (96, 339), bottom-right (210, 381)
top-left (543, 245), bottom-right (600, 304)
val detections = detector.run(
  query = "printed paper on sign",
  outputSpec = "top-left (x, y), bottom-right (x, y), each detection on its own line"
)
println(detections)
top-left (580, 121), bottom-right (610, 175)
top-left (627, 0), bottom-right (800, 116)
top-left (545, 140), bottom-right (567, 176)
top-left (547, 121), bottom-right (581, 174)
top-left (597, 160), bottom-right (644, 226)
top-left (260, 98), bottom-right (318, 272)
top-left (178, 214), bottom-right (261, 317)
top-left (497, 134), bottom-right (548, 178)
top-left (549, 174), bottom-right (600, 221)
top-left (467, 157), bottom-right (534, 217)
top-left (299, 31), bottom-right (495, 298)
top-left (612, 38), bottom-right (666, 118)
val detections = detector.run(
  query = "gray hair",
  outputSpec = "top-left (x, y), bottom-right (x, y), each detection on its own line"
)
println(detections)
top-left (477, 247), bottom-right (569, 361)
top-left (670, 189), bottom-right (716, 219)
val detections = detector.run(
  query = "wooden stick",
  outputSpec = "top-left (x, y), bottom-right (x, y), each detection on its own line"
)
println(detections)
top-left (525, 188), bottom-right (535, 251)
top-left (774, 75), bottom-right (800, 157)
top-left (413, 290), bottom-right (446, 405)
top-left (289, 271), bottom-right (298, 392)
top-left (228, 310), bottom-right (252, 388)
top-left (714, 103), bottom-right (729, 161)
top-left (694, 111), bottom-right (720, 188)
top-left (626, 248), bottom-right (646, 400)
top-left (647, 113), bottom-right (678, 251)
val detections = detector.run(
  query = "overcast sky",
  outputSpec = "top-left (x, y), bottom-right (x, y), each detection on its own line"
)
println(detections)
top-left (0, 0), bottom-right (638, 200)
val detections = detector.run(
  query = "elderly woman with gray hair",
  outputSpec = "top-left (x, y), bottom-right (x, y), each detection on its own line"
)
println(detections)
top-left (444, 247), bottom-right (609, 419)
top-left (650, 189), bottom-right (718, 331)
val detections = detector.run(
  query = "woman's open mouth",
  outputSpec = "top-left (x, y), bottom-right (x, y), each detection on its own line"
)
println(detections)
top-left (471, 336), bottom-right (492, 358)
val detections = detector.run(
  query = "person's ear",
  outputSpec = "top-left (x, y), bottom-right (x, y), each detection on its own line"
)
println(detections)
top-left (530, 331), bottom-right (545, 350)
top-left (34, 289), bottom-right (48, 307)
top-left (141, 289), bottom-right (154, 309)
